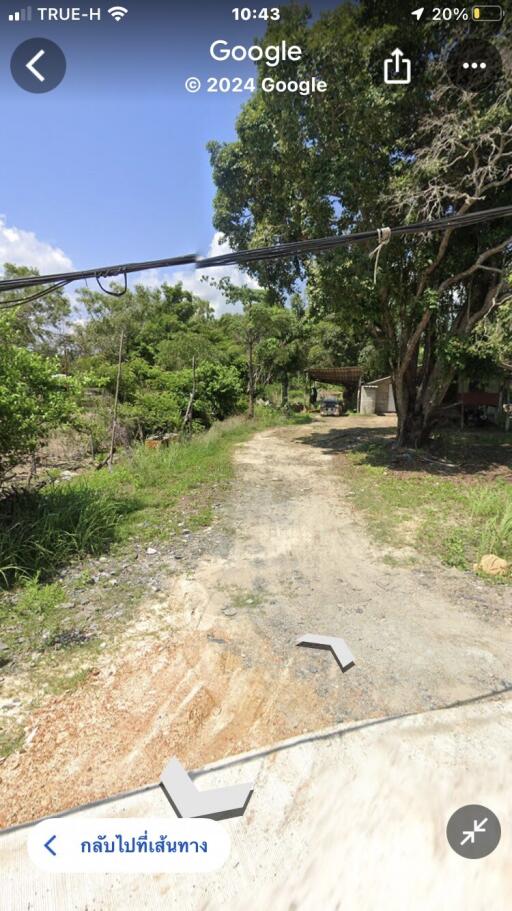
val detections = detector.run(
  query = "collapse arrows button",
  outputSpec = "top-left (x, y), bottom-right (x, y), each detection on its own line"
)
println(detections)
top-left (296, 634), bottom-right (355, 672)
top-left (160, 758), bottom-right (254, 821)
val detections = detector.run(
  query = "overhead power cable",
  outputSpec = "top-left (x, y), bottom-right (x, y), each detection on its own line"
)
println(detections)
top-left (0, 254), bottom-right (197, 295)
top-left (198, 205), bottom-right (512, 268)
top-left (0, 205), bottom-right (511, 306)
top-left (0, 280), bottom-right (71, 310)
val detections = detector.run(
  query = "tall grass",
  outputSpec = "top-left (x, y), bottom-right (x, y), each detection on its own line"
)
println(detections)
top-left (0, 409), bottom-right (307, 590)
top-left (0, 484), bottom-right (130, 588)
top-left (470, 488), bottom-right (512, 560)
top-left (346, 443), bottom-right (512, 573)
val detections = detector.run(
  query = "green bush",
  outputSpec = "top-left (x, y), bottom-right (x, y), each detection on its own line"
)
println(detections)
top-left (0, 313), bottom-right (78, 483)
top-left (121, 389), bottom-right (182, 436)
top-left (118, 361), bottom-right (244, 437)
top-left (0, 483), bottom-right (132, 587)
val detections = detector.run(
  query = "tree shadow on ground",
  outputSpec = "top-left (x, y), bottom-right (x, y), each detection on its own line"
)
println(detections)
top-left (295, 420), bottom-right (512, 480)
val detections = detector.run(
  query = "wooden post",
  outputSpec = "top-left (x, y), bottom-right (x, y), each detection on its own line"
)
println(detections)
top-left (247, 333), bottom-right (255, 419)
top-left (108, 329), bottom-right (124, 471)
top-left (28, 452), bottom-right (37, 485)
top-left (182, 356), bottom-right (196, 432)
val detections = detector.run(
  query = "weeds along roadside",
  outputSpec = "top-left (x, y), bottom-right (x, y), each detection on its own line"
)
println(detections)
top-left (342, 441), bottom-right (512, 578)
top-left (0, 408), bottom-right (311, 758)
top-left (0, 409), bottom-right (310, 591)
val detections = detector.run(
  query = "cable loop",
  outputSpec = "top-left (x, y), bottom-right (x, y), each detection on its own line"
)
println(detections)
top-left (369, 226), bottom-right (392, 284)
top-left (95, 272), bottom-right (128, 296)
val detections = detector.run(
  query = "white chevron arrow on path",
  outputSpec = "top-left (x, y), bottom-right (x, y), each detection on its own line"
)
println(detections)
top-left (160, 758), bottom-right (254, 820)
top-left (296, 634), bottom-right (355, 672)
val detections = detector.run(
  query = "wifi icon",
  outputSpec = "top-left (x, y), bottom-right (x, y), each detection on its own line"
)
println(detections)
top-left (108, 5), bottom-right (128, 21)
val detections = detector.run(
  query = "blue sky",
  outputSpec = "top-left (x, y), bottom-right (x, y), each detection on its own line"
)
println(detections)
top-left (0, 0), bottom-right (339, 307)
top-left (0, 1), bottom-right (262, 263)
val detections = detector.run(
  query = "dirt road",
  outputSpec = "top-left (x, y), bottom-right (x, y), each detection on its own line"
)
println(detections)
top-left (1, 416), bottom-right (511, 828)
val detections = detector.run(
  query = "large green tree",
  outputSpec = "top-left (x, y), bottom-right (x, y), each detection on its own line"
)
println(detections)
top-left (0, 263), bottom-right (70, 353)
top-left (208, 2), bottom-right (512, 444)
top-left (74, 281), bottom-right (216, 364)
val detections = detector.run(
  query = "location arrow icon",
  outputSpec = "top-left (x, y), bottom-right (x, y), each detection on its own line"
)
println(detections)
top-left (296, 634), bottom-right (355, 672)
top-left (160, 758), bottom-right (254, 821)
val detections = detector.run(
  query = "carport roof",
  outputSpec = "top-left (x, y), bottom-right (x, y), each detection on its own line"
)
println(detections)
top-left (306, 367), bottom-right (363, 387)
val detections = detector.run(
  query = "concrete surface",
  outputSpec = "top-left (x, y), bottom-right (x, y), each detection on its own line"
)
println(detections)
top-left (1, 692), bottom-right (511, 911)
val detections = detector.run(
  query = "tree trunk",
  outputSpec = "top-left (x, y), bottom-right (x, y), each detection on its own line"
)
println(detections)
top-left (394, 359), bottom-right (456, 448)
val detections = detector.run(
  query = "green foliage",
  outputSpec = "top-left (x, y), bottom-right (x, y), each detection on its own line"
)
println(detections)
top-left (0, 263), bottom-right (71, 351)
top-left (69, 280), bottom-right (249, 437)
top-left (208, 3), bottom-right (512, 442)
top-left (470, 488), bottom-right (512, 559)
top-left (15, 578), bottom-right (66, 621)
top-left (469, 301), bottom-right (512, 371)
top-left (118, 362), bottom-right (244, 436)
top-left (0, 409), bottom-right (306, 590)
top-left (345, 439), bottom-right (512, 574)
top-left (0, 260), bottom-right (310, 483)
top-left (122, 389), bottom-right (182, 436)
top-left (0, 313), bottom-right (78, 482)
top-left (73, 280), bottom-right (219, 366)
top-left (0, 483), bottom-right (128, 587)
top-left (441, 301), bottom-right (512, 381)
top-left (190, 362), bottom-right (244, 422)
top-left (156, 332), bottom-right (218, 372)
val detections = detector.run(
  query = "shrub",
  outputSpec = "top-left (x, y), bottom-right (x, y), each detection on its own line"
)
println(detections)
top-left (0, 483), bottom-right (131, 587)
top-left (0, 314), bottom-right (78, 484)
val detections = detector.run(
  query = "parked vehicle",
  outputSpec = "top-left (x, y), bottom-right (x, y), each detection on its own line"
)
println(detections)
top-left (319, 395), bottom-right (345, 417)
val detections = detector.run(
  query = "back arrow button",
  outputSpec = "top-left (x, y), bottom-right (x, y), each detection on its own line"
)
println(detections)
top-left (11, 38), bottom-right (66, 94)
top-left (44, 835), bottom-right (57, 856)
top-left (26, 49), bottom-right (46, 83)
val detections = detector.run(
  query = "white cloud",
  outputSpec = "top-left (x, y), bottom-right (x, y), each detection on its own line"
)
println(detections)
top-left (138, 232), bottom-right (260, 315)
top-left (0, 216), bottom-right (73, 275)
top-left (0, 222), bottom-right (257, 319)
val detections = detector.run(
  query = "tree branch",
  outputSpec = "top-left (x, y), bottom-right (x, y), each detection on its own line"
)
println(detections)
top-left (438, 235), bottom-right (512, 294)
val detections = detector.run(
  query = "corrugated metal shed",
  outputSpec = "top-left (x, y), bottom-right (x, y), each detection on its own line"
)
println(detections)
top-left (306, 367), bottom-right (363, 388)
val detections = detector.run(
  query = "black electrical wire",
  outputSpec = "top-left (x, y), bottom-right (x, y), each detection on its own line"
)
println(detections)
top-left (96, 272), bottom-right (128, 297)
top-left (0, 280), bottom-right (72, 311)
top-left (0, 205), bottom-right (510, 304)
top-left (0, 254), bottom-right (197, 294)
top-left (198, 205), bottom-right (512, 268)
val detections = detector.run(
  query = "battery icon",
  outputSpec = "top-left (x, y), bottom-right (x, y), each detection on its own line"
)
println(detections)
top-left (472, 5), bottom-right (503, 20)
